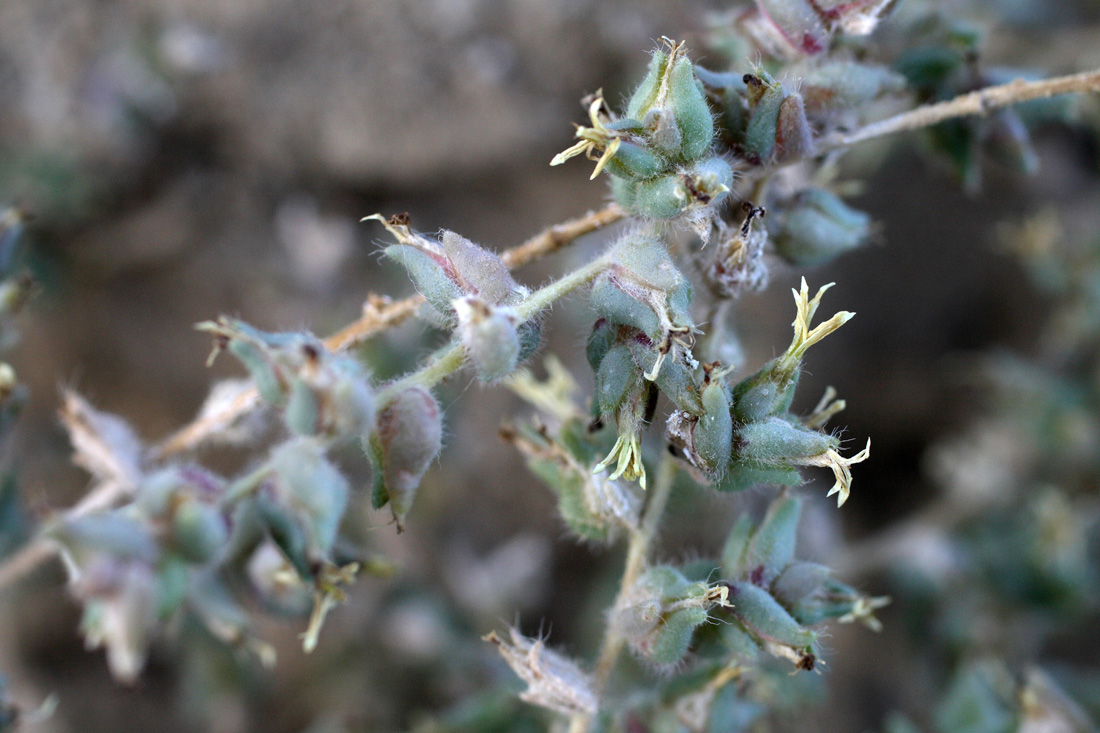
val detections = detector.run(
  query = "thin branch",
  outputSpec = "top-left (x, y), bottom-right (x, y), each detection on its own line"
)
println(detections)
top-left (820, 68), bottom-right (1100, 152)
top-left (0, 541), bottom-right (54, 590)
top-left (0, 480), bottom-right (129, 592)
top-left (323, 294), bottom-right (424, 353)
top-left (501, 202), bottom-right (625, 269)
top-left (153, 204), bottom-right (625, 459)
top-left (569, 454), bottom-right (678, 733)
top-left (379, 255), bottom-right (611, 401)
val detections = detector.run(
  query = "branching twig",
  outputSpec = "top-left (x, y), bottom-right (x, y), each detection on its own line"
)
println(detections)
top-left (153, 204), bottom-right (625, 459)
top-left (819, 68), bottom-right (1100, 152)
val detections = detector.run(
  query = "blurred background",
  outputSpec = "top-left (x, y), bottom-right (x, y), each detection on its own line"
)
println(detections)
top-left (2, 0), bottom-right (1100, 730)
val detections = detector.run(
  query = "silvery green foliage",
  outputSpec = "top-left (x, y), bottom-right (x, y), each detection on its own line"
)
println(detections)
top-left (199, 317), bottom-right (375, 438)
top-left (8, 1), bottom-right (1100, 729)
top-left (612, 565), bottom-right (729, 668)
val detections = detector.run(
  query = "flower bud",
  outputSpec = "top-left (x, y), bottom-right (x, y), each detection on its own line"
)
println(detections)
top-left (632, 172), bottom-right (690, 220)
top-left (732, 279), bottom-right (853, 421)
top-left (440, 230), bottom-right (523, 306)
top-left (454, 295), bottom-right (522, 382)
top-left (369, 215), bottom-right (523, 316)
top-left (227, 339), bottom-right (287, 406)
top-left (384, 243), bottom-right (464, 318)
top-left (595, 342), bottom-right (642, 416)
top-left (744, 72), bottom-right (814, 164)
top-left (771, 188), bottom-right (872, 267)
top-left (770, 561), bottom-right (831, 614)
top-left (610, 140), bottom-right (667, 180)
top-left (300, 353), bottom-right (375, 438)
top-left (614, 565), bottom-right (728, 667)
top-left (202, 319), bottom-right (376, 440)
top-left (630, 339), bottom-right (702, 415)
top-left (686, 156), bottom-right (735, 205)
top-left (586, 318), bottom-right (616, 374)
top-left (171, 500), bottom-right (230, 564)
top-left (594, 277), bottom-right (660, 338)
top-left (368, 387), bottom-right (443, 529)
top-left (721, 494), bottom-right (801, 584)
top-left (607, 232), bottom-right (684, 292)
top-left (698, 378), bottom-right (734, 465)
top-left (666, 372), bottom-right (733, 479)
top-left (266, 438), bottom-right (350, 576)
top-left (722, 581), bottom-right (818, 663)
top-left (590, 234), bottom-right (694, 345)
top-left (735, 416), bottom-right (838, 465)
top-left (284, 378), bottom-right (320, 437)
top-left (622, 157), bottom-right (733, 220)
top-left (136, 467), bottom-right (229, 564)
top-left (626, 40), bottom-right (715, 163)
top-left (694, 66), bottom-right (750, 150)
top-left (201, 318), bottom-right (305, 406)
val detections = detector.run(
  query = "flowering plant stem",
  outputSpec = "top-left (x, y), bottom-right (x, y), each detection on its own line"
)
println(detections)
top-left (569, 453), bottom-right (679, 733)
top-left (152, 208), bottom-right (625, 459)
top-left (2, 65), bottom-right (1098, 605)
top-left (149, 67), bottom-right (1100, 462)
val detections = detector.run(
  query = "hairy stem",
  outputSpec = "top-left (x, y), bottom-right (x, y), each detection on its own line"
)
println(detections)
top-left (820, 68), bottom-right (1100, 152)
top-left (382, 255), bottom-right (610, 399)
top-left (570, 454), bottom-right (678, 733)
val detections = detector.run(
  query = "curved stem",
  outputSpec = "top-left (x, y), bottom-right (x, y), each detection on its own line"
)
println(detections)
top-left (382, 255), bottom-right (611, 399)
top-left (569, 453), bottom-right (678, 733)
